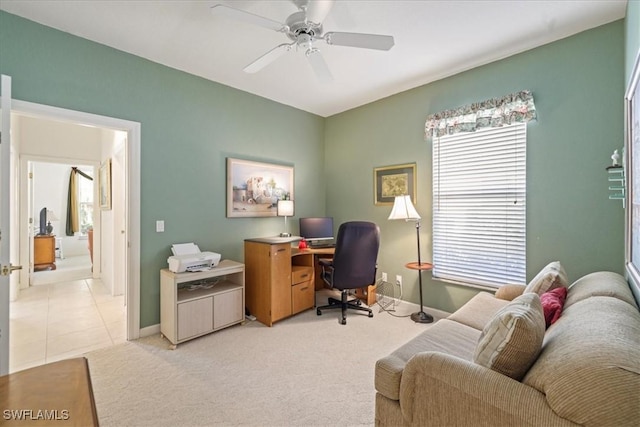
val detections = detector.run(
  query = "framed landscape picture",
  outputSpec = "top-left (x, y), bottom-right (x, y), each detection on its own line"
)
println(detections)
top-left (374, 163), bottom-right (416, 206)
top-left (226, 158), bottom-right (294, 218)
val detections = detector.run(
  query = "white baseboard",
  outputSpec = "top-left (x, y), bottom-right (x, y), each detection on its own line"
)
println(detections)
top-left (139, 323), bottom-right (160, 338)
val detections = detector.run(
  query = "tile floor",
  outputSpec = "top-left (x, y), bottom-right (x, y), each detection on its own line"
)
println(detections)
top-left (9, 258), bottom-right (126, 373)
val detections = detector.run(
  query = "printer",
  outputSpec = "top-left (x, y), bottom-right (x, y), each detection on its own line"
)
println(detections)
top-left (167, 243), bottom-right (221, 273)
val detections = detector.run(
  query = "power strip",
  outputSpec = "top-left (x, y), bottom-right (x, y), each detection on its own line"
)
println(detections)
top-left (245, 314), bottom-right (256, 321)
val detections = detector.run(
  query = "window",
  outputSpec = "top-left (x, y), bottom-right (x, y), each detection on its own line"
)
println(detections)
top-left (77, 168), bottom-right (93, 235)
top-left (432, 123), bottom-right (526, 288)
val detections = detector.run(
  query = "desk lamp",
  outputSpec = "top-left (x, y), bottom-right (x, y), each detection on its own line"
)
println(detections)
top-left (277, 200), bottom-right (294, 237)
top-left (388, 195), bottom-right (434, 323)
top-left (46, 209), bottom-right (59, 235)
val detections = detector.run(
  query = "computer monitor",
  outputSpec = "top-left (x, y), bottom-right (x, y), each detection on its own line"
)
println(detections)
top-left (299, 217), bottom-right (334, 244)
top-left (39, 207), bottom-right (47, 236)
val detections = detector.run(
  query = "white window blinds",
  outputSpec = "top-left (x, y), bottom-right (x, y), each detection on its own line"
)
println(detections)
top-left (432, 123), bottom-right (526, 288)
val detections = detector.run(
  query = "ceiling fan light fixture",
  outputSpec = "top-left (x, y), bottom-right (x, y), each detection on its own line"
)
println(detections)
top-left (213, 0), bottom-right (394, 81)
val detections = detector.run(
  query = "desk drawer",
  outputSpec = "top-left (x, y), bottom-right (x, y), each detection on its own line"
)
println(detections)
top-left (292, 266), bottom-right (313, 285)
top-left (292, 280), bottom-right (314, 314)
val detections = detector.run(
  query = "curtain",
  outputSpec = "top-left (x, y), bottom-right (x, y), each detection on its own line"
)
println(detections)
top-left (424, 90), bottom-right (537, 139)
top-left (66, 167), bottom-right (93, 236)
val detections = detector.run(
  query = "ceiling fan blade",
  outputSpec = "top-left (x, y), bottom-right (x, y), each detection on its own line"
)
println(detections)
top-left (211, 4), bottom-right (285, 32)
top-left (306, 49), bottom-right (333, 83)
top-left (243, 43), bottom-right (294, 73)
top-left (324, 32), bottom-right (395, 51)
top-left (305, 0), bottom-right (335, 25)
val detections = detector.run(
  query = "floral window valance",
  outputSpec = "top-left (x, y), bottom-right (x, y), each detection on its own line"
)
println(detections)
top-left (424, 90), bottom-right (537, 139)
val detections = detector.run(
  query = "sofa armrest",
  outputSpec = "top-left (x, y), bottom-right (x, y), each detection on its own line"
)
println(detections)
top-left (400, 352), bottom-right (576, 426)
top-left (494, 284), bottom-right (526, 301)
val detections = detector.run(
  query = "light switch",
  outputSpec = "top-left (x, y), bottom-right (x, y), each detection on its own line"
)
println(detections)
top-left (156, 220), bottom-right (165, 232)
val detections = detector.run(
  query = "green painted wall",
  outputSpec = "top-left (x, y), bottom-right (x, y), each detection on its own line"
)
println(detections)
top-left (0, 11), bottom-right (326, 328)
top-left (0, 10), bottom-right (630, 323)
top-left (325, 21), bottom-right (626, 313)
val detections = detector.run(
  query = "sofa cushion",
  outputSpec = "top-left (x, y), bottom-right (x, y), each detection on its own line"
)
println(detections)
top-left (473, 293), bottom-right (545, 380)
top-left (564, 271), bottom-right (638, 310)
top-left (523, 296), bottom-right (640, 426)
top-left (540, 287), bottom-right (567, 327)
top-left (375, 319), bottom-right (480, 401)
top-left (524, 261), bottom-right (568, 295)
top-left (447, 291), bottom-right (510, 331)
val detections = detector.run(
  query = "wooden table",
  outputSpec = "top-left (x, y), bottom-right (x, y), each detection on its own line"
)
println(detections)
top-left (0, 358), bottom-right (99, 426)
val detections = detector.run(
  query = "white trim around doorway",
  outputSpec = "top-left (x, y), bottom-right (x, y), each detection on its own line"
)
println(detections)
top-left (12, 99), bottom-right (141, 341)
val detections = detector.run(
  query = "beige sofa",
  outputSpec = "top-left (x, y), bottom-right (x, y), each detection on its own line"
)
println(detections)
top-left (375, 265), bottom-right (640, 426)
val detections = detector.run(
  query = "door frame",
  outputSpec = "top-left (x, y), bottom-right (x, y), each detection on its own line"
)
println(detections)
top-left (11, 99), bottom-right (141, 340)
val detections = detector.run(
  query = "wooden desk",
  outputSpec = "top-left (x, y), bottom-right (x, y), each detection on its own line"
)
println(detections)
top-left (244, 238), bottom-right (316, 326)
top-left (295, 247), bottom-right (377, 306)
top-left (292, 247), bottom-right (335, 290)
top-left (0, 357), bottom-right (99, 426)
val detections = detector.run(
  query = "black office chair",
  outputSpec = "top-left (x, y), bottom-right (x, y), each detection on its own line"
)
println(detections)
top-left (316, 221), bottom-right (380, 325)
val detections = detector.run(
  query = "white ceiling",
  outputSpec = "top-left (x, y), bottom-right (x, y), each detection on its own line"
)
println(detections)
top-left (0, 0), bottom-right (627, 117)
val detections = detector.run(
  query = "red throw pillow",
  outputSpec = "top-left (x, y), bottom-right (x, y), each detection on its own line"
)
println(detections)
top-left (540, 287), bottom-right (568, 327)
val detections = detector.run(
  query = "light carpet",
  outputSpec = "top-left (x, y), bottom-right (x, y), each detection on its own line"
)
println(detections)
top-left (86, 292), bottom-right (443, 427)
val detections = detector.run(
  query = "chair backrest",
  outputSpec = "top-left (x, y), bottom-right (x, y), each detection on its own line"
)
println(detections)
top-left (330, 221), bottom-right (380, 290)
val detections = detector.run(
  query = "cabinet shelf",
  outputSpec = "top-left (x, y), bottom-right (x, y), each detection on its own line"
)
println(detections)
top-left (177, 280), bottom-right (241, 303)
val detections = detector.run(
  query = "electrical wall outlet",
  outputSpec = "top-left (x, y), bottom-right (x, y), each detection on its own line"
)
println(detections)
top-left (396, 275), bottom-right (402, 286)
top-left (381, 272), bottom-right (388, 282)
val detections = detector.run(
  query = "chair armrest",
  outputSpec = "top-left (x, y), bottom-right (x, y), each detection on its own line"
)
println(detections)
top-left (494, 284), bottom-right (526, 301)
top-left (400, 352), bottom-right (572, 426)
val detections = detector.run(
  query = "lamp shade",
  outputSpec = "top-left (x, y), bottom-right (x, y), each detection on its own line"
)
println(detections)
top-left (277, 200), bottom-right (294, 217)
top-left (46, 209), bottom-right (59, 221)
top-left (388, 195), bottom-right (420, 221)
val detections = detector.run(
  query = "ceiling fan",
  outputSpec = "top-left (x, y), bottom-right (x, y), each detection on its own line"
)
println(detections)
top-left (210, 0), bottom-right (395, 82)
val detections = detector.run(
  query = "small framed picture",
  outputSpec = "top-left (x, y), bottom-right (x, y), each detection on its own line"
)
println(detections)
top-left (99, 159), bottom-right (112, 210)
top-left (374, 163), bottom-right (416, 206)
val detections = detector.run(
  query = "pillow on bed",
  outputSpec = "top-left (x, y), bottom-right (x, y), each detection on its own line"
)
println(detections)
top-left (473, 293), bottom-right (545, 380)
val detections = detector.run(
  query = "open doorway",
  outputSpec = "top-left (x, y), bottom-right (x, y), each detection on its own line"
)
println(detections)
top-left (7, 104), bottom-right (140, 373)
top-left (30, 160), bottom-right (94, 286)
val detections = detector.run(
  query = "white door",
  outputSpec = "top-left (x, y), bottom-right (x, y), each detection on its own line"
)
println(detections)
top-left (1, 74), bottom-right (18, 375)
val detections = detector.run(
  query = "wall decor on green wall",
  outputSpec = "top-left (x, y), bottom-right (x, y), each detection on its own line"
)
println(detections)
top-left (226, 157), bottom-right (294, 218)
top-left (374, 163), bottom-right (416, 206)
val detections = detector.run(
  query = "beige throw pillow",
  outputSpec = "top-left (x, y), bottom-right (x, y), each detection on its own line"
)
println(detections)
top-left (524, 261), bottom-right (568, 295)
top-left (473, 293), bottom-right (545, 380)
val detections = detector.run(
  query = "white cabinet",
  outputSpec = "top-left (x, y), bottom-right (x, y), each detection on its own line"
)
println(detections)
top-left (160, 259), bottom-right (245, 349)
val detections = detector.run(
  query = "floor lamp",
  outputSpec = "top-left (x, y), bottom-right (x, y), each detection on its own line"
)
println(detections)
top-left (388, 195), bottom-right (434, 323)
